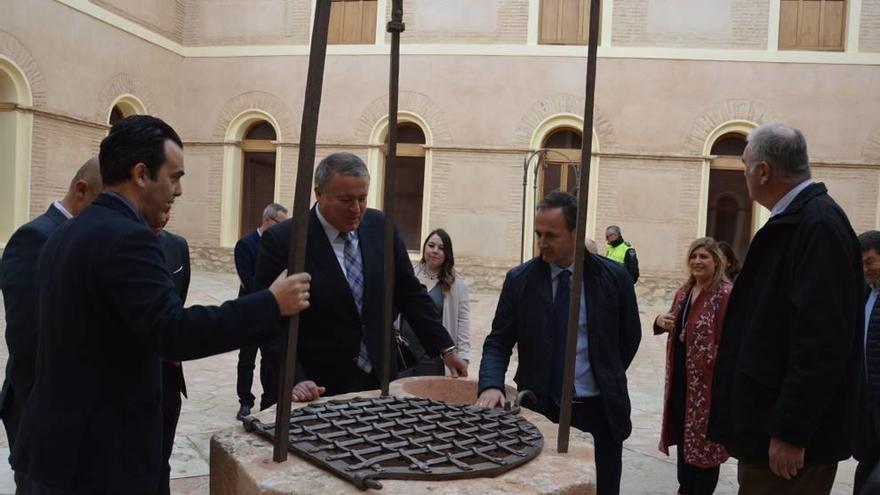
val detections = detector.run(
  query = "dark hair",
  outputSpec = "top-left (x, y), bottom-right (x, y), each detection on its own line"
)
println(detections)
top-left (99, 115), bottom-right (183, 186)
top-left (536, 190), bottom-right (577, 231)
top-left (420, 228), bottom-right (456, 291)
top-left (860, 230), bottom-right (880, 254)
top-left (717, 241), bottom-right (740, 280)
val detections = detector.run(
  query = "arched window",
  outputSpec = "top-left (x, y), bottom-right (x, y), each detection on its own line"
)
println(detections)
top-left (109, 105), bottom-right (124, 126)
top-left (107, 95), bottom-right (146, 125)
top-left (707, 132), bottom-right (752, 262)
top-left (0, 60), bottom-right (32, 245)
top-left (539, 127), bottom-right (582, 198)
top-left (385, 123), bottom-right (426, 251)
top-left (240, 121), bottom-right (278, 237)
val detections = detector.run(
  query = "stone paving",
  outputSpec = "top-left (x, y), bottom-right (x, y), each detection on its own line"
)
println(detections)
top-left (0, 271), bottom-right (857, 494)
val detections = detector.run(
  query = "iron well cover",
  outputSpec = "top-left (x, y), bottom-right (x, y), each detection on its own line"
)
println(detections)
top-left (244, 396), bottom-right (544, 490)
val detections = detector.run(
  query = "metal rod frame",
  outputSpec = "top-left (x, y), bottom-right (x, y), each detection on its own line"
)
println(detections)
top-left (274, 0), bottom-right (333, 462)
top-left (380, 0), bottom-right (405, 397)
top-left (557, 0), bottom-right (601, 454)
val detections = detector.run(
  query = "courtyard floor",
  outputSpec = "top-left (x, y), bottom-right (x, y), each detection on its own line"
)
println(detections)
top-left (0, 271), bottom-right (857, 494)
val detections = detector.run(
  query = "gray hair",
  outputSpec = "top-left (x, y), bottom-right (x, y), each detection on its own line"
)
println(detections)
top-left (314, 152), bottom-right (370, 190)
top-left (747, 123), bottom-right (811, 181)
top-left (262, 202), bottom-right (288, 219)
top-left (605, 225), bottom-right (621, 236)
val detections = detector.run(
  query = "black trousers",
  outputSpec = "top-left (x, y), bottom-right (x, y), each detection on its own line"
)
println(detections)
top-left (855, 401), bottom-right (880, 495)
top-left (159, 362), bottom-right (183, 495)
top-left (2, 387), bottom-right (27, 494)
top-left (236, 342), bottom-right (279, 410)
top-left (396, 356), bottom-right (445, 378)
top-left (675, 443), bottom-right (720, 495)
top-left (548, 396), bottom-right (623, 495)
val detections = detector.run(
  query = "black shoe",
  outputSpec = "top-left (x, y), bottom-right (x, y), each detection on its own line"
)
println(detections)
top-left (236, 405), bottom-right (252, 420)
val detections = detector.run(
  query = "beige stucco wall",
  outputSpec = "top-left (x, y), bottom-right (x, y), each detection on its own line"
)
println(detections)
top-left (91, 0), bottom-right (185, 43)
top-left (863, 0), bottom-right (880, 52)
top-left (2, 0), bottom-right (879, 279)
top-left (611, 0), bottom-right (770, 49)
top-left (389, 0), bottom-right (529, 44)
top-left (183, 0), bottom-right (310, 46)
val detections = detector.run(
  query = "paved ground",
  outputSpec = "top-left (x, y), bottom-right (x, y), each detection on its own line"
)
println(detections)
top-left (0, 271), bottom-right (857, 494)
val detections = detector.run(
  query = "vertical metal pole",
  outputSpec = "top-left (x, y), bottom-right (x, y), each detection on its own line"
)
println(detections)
top-left (557, 0), bottom-right (601, 454)
top-left (380, 0), bottom-right (405, 396)
top-left (273, 0), bottom-right (332, 463)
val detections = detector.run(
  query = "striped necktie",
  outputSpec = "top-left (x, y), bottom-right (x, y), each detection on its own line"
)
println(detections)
top-left (342, 232), bottom-right (371, 373)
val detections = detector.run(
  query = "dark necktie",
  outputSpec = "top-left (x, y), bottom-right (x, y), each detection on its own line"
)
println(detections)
top-left (550, 269), bottom-right (571, 405)
top-left (866, 293), bottom-right (880, 400)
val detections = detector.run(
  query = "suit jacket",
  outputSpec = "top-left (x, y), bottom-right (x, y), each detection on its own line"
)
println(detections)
top-left (234, 229), bottom-right (261, 297)
top-left (158, 229), bottom-right (190, 398)
top-left (708, 183), bottom-right (863, 463)
top-left (12, 193), bottom-right (282, 493)
top-left (0, 204), bottom-right (68, 437)
top-left (255, 207), bottom-right (454, 397)
top-left (478, 252), bottom-right (642, 442)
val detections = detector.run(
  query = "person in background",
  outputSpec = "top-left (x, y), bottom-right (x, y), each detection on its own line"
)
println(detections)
top-left (0, 157), bottom-right (102, 493)
top-left (234, 202), bottom-right (289, 420)
top-left (604, 225), bottom-right (639, 283)
top-left (855, 230), bottom-right (880, 495)
top-left (654, 237), bottom-right (732, 495)
top-left (149, 211), bottom-right (190, 495)
top-left (717, 241), bottom-right (740, 283)
top-left (398, 228), bottom-right (470, 376)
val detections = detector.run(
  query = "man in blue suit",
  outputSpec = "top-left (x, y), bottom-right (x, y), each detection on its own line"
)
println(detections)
top-left (12, 115), bottom-right (311, 494)
top-left (234, 202), bottom-right (288, 420)
top-left (0, 156), bottom-right (102, 492)
top-left (255, 152), bottom-right (468, 405)
top-left (477, 191), bottom-right (641, 495)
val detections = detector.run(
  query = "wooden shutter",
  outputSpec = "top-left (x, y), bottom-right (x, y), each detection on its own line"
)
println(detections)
top-left (779, 0), bottom-right (846, 51)
top-left (540, 0), bottom-right (599, 46)
top-left (329, 0), bottom-right (377, 44)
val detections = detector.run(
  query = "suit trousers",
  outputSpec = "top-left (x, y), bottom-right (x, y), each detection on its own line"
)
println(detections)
top-left (737, 460), bottom-right (837, 495)
top-left (236, 342), bottom-right (279, 410)
top-left (855, 400), bottom-right (880, 495)
top-left (548, 396), bottom-right (623, 495)
top-left (3, 389), bottom-right (27, 494)
top-left (160, 361), bottom-right (183, 495)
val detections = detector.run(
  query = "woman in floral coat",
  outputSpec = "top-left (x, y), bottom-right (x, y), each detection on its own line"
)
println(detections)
top-left (654, 237), bottom-right (732, 495)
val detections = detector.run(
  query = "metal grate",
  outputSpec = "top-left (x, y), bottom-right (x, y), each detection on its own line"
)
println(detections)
top-left (244, 396), bottom-right (544, 490)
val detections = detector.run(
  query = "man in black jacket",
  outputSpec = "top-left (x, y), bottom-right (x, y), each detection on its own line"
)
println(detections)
top-left (477, 191), bottom-right (642, 495)
top-left (255, 152), bottom-right (467, 405)
top-left (151, 211), bottom-right (190, 495)
top-left (0, 157), bottom-right (101, 492)
top-left (12, 115), bottom-right (311, 495)
top-left (855, 230), bottom-right (880, 495)
top-left (709, 123), bottom-right (863, 495)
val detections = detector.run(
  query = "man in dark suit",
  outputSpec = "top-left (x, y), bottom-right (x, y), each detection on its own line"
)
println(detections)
top-left (709, 123), bottom-right (863, 495)
top-left (255, 152), bottom-right (467, 405)
top-left (477, 191), bottom-right (641, 495)
top-left (855, 230), bottom-right (880, 495)
top-left (234, 202), bottom-right (288, 419)
top-left (150, 212), bottom-right (190, 495)
top-left (12, 115), bottom-right (311, 495)
top-left (0, 156), bottom-right (102, 492)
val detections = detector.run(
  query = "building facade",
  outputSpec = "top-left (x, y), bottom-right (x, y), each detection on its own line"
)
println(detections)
top-left (2, 0), bottom-right (879, 287)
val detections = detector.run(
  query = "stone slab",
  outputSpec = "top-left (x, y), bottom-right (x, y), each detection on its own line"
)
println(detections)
top-left (210, 377), bottom-right (595, 494)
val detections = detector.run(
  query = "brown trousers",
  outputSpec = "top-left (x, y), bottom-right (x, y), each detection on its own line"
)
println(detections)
top-left (737, 461), bottom-right (837, 495)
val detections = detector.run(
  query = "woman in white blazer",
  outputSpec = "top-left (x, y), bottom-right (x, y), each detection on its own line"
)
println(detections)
top-left (399, 228), bottom-right (471, 376)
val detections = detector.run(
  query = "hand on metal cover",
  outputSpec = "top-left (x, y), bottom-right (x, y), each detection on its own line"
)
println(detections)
top-left (475, 388), bottom-right (507, 409)
top-left (291, 380), bottom-right (325, 402)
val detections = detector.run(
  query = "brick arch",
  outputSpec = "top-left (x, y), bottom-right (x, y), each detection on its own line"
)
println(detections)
top-left (354, 91), bottom-right (452, 145)
top-left (213, 91), bottom-right (298, 141)
top-left (863, 127), bottom-right (880, 163)
top-left (512, 94), bottom-right (617, 150)
top-left (685, 99), bottom-right (777, 154)
top-left (95, 73), bottom-right (157, 121)
top-left (0, 30), bottom-right (46, 107)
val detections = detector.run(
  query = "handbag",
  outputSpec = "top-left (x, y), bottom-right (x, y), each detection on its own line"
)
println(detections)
top-left (395, 329), bottom-right (418, 370)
